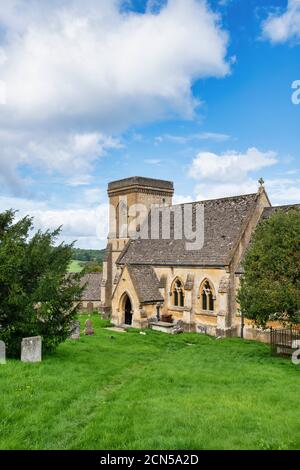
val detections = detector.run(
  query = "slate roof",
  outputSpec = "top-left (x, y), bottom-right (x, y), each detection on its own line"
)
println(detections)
top-left (80, 273), bottom-right (102, 301)
top-left (118, 193), bottom-right (258, 267)
top-left (127, 264), bottom-right (163, 304)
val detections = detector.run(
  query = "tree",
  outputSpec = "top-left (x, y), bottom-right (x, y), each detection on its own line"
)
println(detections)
top-left (238, 208), bottom-right (300, 327)
top-left (0, 210), bottom-right (84, 357)
top-left (72, 248), bottom-right (105, 264)
top-left (83, 261), bottom-right (103, 273)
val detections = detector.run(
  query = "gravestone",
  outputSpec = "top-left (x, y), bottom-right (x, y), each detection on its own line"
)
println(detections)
top-left (0, 340), bottom-right (6, 365)
top-left (292, 340), bottom-right (300, 349)
top-left (87, 302), bottom-right (94, 312)
top-left (21, 336), bottom-right (42, 363)
top-left (172, 320), bottom-right (184, 335)
top-left (69, 321), bottom-right (80, 340)
top-left (197, 325), bottom-right (207, 335)
top-left (84, 318), bottom-right (94, 336)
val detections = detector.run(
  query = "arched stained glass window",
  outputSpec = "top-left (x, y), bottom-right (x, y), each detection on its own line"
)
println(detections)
top-left (172, 279), bottom-right (185, 307)
top-left (201, 281), bottom-right (215, 311)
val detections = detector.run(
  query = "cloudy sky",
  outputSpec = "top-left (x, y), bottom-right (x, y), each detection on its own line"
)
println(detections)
top-left (0, 0), bottom-right (299, 248)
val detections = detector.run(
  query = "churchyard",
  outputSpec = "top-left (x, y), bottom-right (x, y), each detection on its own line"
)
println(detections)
top-left (1, 314), bottom-right (300, 450)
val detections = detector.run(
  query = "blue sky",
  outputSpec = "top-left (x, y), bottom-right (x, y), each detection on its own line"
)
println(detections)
top-left (0, 0), bottom-right (299, 248)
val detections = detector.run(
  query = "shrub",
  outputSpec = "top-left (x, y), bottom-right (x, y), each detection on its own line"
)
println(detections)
top-left (0, 210), bottom-right (84, 357)
top-left (238, 208), bottom-right (300, 327)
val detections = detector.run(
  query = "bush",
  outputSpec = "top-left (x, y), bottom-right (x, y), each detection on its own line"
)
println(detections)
top-left (0, 210), bottom-right (84, 357)
top-left (238, 208), bottom-right (300, 327)
top-left (83, 261), bottom-right (103, 273)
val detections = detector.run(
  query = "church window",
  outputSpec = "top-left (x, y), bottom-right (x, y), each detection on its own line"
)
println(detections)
top-left (172, 279), bottom-right (185, 307)
top-left (201, 280), bottom-right (215, 311)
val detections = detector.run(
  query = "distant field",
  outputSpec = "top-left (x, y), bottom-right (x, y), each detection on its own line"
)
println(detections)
top-left (68, 248), bottom-right (105, 273)
top-left (68, 260), bottom-right (85, 273)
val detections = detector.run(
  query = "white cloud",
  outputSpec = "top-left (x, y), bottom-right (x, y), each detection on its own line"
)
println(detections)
top-left (188, 147), bottom-right (278, 183)
top-left (83, 187), bottom-right (106, 205)
top-left (27, 132), bottom-right (122, 185)
top-left (0, 131), bottom-right (121, 192)
top-left (187, 147), bottom-right (278, 200)
top-left (146, 0), bottom-right (167, 13)
top-left (0, 79), bottom-right (7, 104)
top-left (32, 206), bottom-right (109, 243)
top-left (0, 194), bottom-right (109, 248)
top-left (218, 0), bottom-right (232, 6)
top-left (155, 131), bottom-right (230, 144)
top-left (173, 194), bottom-right (194, 204)
top-left (0, 0), bottom-right (229, 129)
top-left (144, 158), bottom-right (162, 165)
top-left (0, 0), bottom-right (230, 193)
top-left (194, 177), bottom-right (300, 205)
top-left (262, 0), bottom-right (300, 44)
top-left (188, 147), bottom-right (300, 205)
top-left (265, 178), bottom-right (300, 204)
top-left (195, 180), bottom-right (259, 200)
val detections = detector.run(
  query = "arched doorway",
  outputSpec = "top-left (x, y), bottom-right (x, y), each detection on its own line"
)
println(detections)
top-left (124, 294), bottom-right (133, 326)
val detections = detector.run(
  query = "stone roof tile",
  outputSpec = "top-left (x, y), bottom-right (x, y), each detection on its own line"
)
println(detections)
top-left (127, 264), bottom-right (163, 304)
top-left (118, 193), bottom-right (258, 267)
top-left (80, 273), bottom-right (102, 301)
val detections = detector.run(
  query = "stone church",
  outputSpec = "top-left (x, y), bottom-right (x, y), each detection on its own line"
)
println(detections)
top-left (100, 176), bottom-right (296, 341)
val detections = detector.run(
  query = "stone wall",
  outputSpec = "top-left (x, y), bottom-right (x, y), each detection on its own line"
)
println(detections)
top-left (153, 266), bottom-right (231, 336)
top-left (111, 265), bottom-right (148, 328)
top-left (102, 178), bottom-right (174, 315)
top-left (110, 262), bottom-right (288, 344)
top-left (111, 264), bottom-right (233, 335)
top-left (79, 300), bottom-right (102, 313)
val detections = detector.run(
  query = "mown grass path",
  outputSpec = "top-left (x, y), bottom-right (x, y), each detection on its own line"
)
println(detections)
top-left (1, 316), bottom-right (300, 450)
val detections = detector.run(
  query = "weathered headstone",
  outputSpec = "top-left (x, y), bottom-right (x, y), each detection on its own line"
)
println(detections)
top-left (21, 336), bottom-right (42, 363)
top-left (292, 339), bottom-right (300, 349)
top-left (197, 325), bottom-right (207, 335)
top-left (0, 340), bottom-right (6, 365)
top-left (84, 318), bottom-right (94, 336)
top-left (87, 302), bottom-right (94, 312)
top-left (172, 320), bottom-right (184, 335)
top-left (69, 321), bottom-right (80, 340)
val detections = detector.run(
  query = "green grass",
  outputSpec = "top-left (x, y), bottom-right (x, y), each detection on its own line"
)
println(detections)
top-left (1, 315), bottom-right (300, 450)
top-left (67, 260), bottom-right (85, 273)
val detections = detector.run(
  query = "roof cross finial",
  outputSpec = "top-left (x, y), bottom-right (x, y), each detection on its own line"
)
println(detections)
top-left (258, 177), bottom-right (265, 187)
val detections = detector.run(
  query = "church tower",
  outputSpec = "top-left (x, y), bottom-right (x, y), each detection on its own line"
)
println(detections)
top-left (101, 177), bottom-right (174, 315)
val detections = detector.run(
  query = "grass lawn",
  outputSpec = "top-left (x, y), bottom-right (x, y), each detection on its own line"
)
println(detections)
top-left (1, 315), bottom-right (300, 450)
top-left (67, 260), bottom-right (85, 273)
